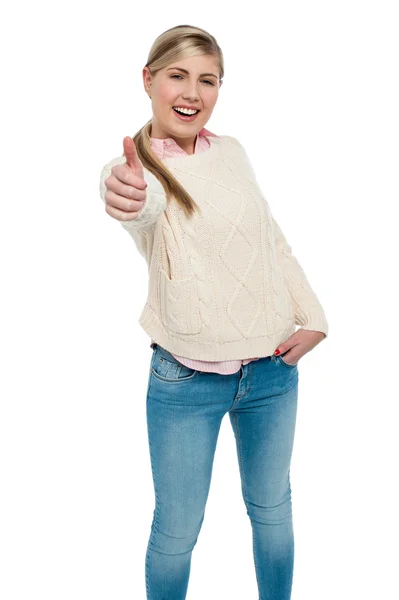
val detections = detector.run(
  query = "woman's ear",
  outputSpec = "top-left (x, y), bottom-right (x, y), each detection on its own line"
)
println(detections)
top-left (142, 66), bottom-right (152, 97)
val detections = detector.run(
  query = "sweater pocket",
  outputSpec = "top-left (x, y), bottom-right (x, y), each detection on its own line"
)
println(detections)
top-left (158, 267), bottom-right (202, 335)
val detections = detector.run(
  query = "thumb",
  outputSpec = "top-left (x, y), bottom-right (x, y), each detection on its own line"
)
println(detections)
top-left (123, 136), bottom-right (144, 179)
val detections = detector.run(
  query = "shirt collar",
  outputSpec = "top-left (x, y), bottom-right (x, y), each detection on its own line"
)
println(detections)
top-left (149, 127), bottom-right (219, 160)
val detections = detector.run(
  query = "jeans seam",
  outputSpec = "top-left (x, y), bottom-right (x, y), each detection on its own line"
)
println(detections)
top-left (232, 410), bottom-right (262, 595)
top-left (146, 386), bottom-right (160, 600)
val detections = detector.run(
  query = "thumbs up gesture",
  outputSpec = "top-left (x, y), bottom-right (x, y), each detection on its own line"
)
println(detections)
top-left (123, 136), bottom-right (145, 180)
top-left (104, 137), bottom-right (148, 221)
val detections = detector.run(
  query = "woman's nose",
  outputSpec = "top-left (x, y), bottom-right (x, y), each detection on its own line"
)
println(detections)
top-left (182, 87), bottom-right (200, 100)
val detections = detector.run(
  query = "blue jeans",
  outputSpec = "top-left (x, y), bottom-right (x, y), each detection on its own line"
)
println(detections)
top-left (145, 343), bottom-right (299, 600)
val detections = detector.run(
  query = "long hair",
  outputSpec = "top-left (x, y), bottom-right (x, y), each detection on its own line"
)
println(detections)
top-left (131, 25), bottom-right (224, 217)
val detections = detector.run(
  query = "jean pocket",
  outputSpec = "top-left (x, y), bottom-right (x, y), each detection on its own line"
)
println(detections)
top-left (278, 353), bottom-right (298, 368)
top-left (151, 353), bottom-right (198, 383)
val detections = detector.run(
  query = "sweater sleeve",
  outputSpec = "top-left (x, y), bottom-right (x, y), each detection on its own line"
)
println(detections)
top-left (99, 156), bottom-right (167, 232)
top-left (227, 135), bottom-right (329, 338)
top-left (270, 212), bottom-right (329, 338)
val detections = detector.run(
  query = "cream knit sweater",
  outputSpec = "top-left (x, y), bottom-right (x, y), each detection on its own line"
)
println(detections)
top-left (99, 135), bottom-right (328, 361)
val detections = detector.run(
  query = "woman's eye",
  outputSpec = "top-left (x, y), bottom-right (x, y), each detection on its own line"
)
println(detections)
top-left (170, 75), bottom-right (214, 86)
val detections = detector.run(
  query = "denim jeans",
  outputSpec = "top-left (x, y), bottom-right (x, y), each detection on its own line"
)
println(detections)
top-left (145, 343), bottom-right (299, 600)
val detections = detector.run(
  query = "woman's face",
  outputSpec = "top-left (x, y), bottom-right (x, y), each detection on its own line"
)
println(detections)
top-left (143, 54), bottom-right (222, 151)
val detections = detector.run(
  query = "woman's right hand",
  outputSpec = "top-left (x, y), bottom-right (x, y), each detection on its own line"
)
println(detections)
top-left (104, 137), bottom-right (148, 222)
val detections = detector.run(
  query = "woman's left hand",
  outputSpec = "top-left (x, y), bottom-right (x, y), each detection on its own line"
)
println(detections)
top-left (274, 329), bottom-right (326, 365)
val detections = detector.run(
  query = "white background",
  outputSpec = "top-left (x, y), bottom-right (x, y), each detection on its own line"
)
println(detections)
top-left (1, 1), bottom-right (398, 598)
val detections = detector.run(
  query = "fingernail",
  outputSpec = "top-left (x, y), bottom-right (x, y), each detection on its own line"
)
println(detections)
top-left (274, 349), bottom-right (280, 355)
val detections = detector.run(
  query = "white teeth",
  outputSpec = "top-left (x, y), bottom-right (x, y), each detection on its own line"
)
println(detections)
top-left (173, 107), bottom-right (198, 115)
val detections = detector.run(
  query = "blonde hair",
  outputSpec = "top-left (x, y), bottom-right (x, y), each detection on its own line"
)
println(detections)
top-left (131, 25), bottom-right (224, 217)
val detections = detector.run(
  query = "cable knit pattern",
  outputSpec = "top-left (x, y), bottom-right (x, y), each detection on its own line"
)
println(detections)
top-left (99, 134), bottom-right (328, 363)
top-left (231, 140), bottom-right (330, 336)
top-left (99, 130), bottom-right (263, 373)
top-left (149, 130), bottom-right (264, 373)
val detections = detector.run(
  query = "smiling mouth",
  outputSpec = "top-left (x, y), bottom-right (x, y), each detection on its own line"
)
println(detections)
top-left (172, 107), bottom-right (200, 115)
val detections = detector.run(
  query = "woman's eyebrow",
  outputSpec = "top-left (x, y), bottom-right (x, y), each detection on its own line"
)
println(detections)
top-left (167, 67), bottom-right (219, 79)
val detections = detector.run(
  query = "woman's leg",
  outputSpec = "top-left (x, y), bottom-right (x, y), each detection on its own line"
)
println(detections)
top-left (228, 353), bottom-right (299, 600)
top-left (145, 344), bottom-right (231, 600)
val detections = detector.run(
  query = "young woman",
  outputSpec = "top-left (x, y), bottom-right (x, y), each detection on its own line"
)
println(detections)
top-left (99, 24), bottom-right (328, 600)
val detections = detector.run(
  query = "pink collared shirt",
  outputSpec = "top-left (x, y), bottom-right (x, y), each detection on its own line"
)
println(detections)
top-left (149, 127), bottom-right (263, 374)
